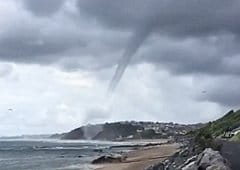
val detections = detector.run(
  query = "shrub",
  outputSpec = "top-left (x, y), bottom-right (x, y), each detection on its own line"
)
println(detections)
top-left (195, 129), bottom-right (222, 151)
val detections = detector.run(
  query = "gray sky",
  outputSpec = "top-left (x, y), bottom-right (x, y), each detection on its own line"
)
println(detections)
top-left (0, 0), bottom-right (239, 136)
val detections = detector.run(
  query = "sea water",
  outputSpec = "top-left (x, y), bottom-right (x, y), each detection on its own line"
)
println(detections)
top-left (0, 139), bottom-right (124, 170)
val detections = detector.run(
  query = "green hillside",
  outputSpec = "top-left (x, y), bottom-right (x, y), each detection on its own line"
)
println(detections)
top-left (203, 110), bottom-right (240, 137)
top-left (192, 110), bottom-right (240, 150)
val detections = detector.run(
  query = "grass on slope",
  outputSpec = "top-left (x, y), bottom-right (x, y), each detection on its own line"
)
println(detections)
top-left (190, 110), bottom-right (240, 150)
top-left (203, 110), bottom-right (240, 137)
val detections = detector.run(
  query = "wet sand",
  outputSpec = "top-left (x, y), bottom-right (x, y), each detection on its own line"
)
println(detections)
top-left (96, 143), bottom-right (180, 170)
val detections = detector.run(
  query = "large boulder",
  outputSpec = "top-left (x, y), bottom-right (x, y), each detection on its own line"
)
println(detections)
top-left (181, 148), bottom-right (231, 170)
top-left (92, 154), bottom-right (126, 164)
top-left (145, 162), bottom-right (164, 170)
top-left (197, 148), bottom-right (231, 170)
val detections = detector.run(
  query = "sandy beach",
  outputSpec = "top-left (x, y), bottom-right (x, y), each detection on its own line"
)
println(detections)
top-left (96, 143), bottom-right (180, 170)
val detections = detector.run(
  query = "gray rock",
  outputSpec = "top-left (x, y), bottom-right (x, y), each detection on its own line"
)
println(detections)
top-left (145, 162), bottom-right (164, 170)
top-left (206, 165), bottom-right (231, 170)
top-left (92, 154), bottom-right (126, 164)
top-left (179, 148), bottom-right (190, 157)
top-left (179, 155), bottom-right (198, 170)
top-left (185, 155), bottom-right (198, 165)
top-left (181, 148), bottom-right (231, 170)
top-left (197, 148), bottom-right (231, 170)
top-left (182, 161), bottom-right (197, 170)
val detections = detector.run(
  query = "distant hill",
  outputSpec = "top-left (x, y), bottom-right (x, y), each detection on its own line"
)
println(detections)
top-left (59, 121), bottom-right (202, 141)
top-left (92, 122), bottom-right (146, 140)
top-left (61, 127), bottom-right (85, 139)
top-left (62, 124), bottom-right (103, 140)
top-left (49, 133), bottom-right (66, 139)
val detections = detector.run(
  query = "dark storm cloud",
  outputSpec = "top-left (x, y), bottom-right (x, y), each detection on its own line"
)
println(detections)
top-left (77, 0), bottom-right (240, 37)
top-left (199, 76), bottom-right (240, 107)
top-left (23, 0), bottom-right (65, 16)
top-left (209, 88), bottom-right (240, 107)
top-left (0, 0), bottom-right (240, 107)
top-left (1, 0), bottom-right (240, 72)
top-left (137, 36), bottom-right (240, 76)
top-left (77, 0), bottom-right (240, 92)
top-left (76, 0), bottom-right (240, 72)
top-left (0, 26), bottom-right (86, 64)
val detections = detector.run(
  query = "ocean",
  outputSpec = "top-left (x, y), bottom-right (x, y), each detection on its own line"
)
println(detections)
top-left (0, 139), bottom-right (128, 170)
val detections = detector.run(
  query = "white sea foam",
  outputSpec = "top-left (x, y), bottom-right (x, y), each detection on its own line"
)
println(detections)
top-left (56, 164), bottom-right (99, 170)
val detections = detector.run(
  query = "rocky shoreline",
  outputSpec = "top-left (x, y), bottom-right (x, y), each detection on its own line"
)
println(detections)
top-left (147, 147), bottom-right (231, 170)
top-left (146, 138), bottom-right (231, 170)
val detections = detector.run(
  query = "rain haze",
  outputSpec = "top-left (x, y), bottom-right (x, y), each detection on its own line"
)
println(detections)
top-left (0, 0), bottom-right (240, 136)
